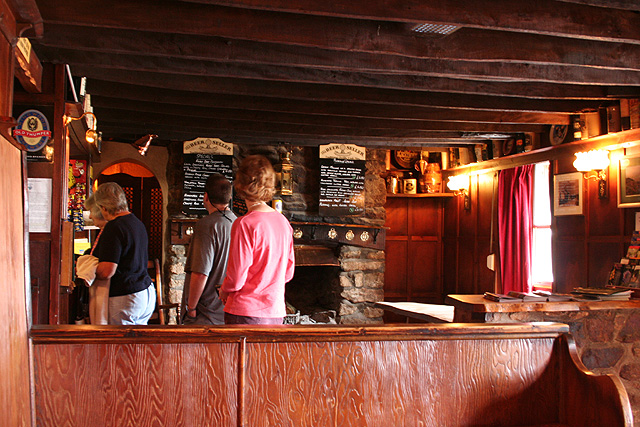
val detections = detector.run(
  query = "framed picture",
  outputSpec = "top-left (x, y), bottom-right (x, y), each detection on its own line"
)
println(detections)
top-left (553, 172), bottom-right (583, 216)
top-left (618, 154), bottom-right (640, 208)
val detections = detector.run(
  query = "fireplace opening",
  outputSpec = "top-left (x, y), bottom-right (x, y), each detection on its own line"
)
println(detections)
top-left (285, 266), bottom-right (341, 324)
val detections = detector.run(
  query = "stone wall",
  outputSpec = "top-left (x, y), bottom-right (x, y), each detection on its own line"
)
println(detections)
top-left (337, 245), bottom-right (385, 323)
top-left (485, 309), bottom-right (640, 425)
top-left (164, 144), bottom-right (387, 324)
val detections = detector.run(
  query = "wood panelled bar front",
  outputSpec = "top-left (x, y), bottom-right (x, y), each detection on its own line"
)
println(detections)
top-left (31, 323), bottom-right (632, 426)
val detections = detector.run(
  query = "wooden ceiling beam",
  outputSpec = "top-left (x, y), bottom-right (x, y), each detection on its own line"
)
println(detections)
top-left (34, 0), bottom-right (640, 66)
top-left (87, 80), bottom-right (602, 119)
top-left (556, 0), bottom-right (640, 12)
top-left (41, 46), bottom-right (640, 88)
top-left (180, 0), bottom-right (640, 44)
top-left (84, 77), bottom-right (606, 114)
top-left (95, 108), bottom-right (547, 135)
top-left (98, 123), bottom-right (493, 147)
top-left (36, 24), bottom-right (640, 72)
top-left (91, 95), bottom-right (569, 125)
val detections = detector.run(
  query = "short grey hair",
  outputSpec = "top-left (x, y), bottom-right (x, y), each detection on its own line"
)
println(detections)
top-left (84, 193), bottom-right (105, 222)
top-left (93, 182), bottom-right (129, 215)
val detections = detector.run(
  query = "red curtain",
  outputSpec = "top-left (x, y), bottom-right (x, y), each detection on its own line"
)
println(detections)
top-left (498, 165), bottom-right (534, 294)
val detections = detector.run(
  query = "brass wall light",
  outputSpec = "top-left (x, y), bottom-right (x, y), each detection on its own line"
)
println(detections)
top-left (447, 174), bottom-right (470, 210)
top-left (573, 149), bottom-right (610, 198)
top-left (64, 111), bottom-right (98, 145)
top-left (132, 134), bottom-right (158, 156)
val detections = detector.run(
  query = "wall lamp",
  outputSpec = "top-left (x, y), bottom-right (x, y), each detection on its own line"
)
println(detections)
top-left (64, 111), bottom-right (98, 144)
top-left (132, 134), bottom-right (158, 156)
top-left (447, 174), bottom-right (470, 210)
top-left (573, 149), bottom-right (610, 198)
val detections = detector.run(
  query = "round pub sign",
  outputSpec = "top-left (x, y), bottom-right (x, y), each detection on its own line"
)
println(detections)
top-left (13, 109), bottom-right (51, 152)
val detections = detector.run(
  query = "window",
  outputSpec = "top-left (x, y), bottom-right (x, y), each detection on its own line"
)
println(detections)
top-left (531, 161), bottom-right (553, 289)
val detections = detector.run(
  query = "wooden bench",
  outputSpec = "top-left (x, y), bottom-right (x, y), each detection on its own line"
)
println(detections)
top-left (31, 322), bottom-right (632, 426)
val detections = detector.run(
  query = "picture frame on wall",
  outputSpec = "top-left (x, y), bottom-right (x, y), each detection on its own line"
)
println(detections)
top-left (618, 153), bottom-right (640, 208)
top-left (553, 172), bottom-right (583, 216)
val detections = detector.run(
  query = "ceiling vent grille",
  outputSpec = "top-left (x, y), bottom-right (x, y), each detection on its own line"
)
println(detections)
top-left (411, 23), bottom-right (460, 36)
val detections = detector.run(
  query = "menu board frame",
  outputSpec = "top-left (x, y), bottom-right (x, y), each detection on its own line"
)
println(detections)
top-left (318, 144), bottom-right (366, 217)
top-left (182, 138), bottom-right (234, 216)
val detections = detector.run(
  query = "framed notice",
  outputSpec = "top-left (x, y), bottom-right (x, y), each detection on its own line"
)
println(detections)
top-left (27, 178), bottom-right (52, 232)
top-left (618, 153), bottom-right (640, 208)
top-left (318, 144), bottom-right (366, 217)
top-left (182, 138), bottom-right (233, 215)
top-left (553, 172), bottom-right (583, 216)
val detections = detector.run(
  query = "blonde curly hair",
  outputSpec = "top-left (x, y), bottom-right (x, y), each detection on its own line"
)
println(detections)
top-left (234, 155), bottom-right (276, 202)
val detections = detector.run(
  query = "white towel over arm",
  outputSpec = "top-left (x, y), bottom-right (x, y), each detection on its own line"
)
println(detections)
top-left (76, 254), bottom-right (99, 286)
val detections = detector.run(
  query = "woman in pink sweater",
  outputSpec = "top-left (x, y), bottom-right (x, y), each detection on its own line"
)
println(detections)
top-left (220, 155), bottom-right (295, 324)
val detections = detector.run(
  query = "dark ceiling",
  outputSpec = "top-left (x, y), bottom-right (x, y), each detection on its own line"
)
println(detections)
top-left (15, 0), bottom-right (640, 148)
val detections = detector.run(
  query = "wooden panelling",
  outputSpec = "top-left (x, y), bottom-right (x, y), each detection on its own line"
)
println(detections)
top-left (383, 197), bottom-right (408, 236)
top-left (554, 239), bottom-right (587, 293)
top-left (34, 342), bottom-right (238, 426)
top-left (30, 323), bottom-right (632, 427)
top-left (383, 239), bottom-right (407, 298)
top-left (408, 198), bottom-right (440, 236)
top-left (29, 240), bottom-right (50, 324)
top-left (244, 341), bottom-right (336, 426)
top-left (456, 243), bottom-right (477, 295)
top-left (624, 208), bottom-right (638, 236)
top-left (0, 2), bottom-right (32, 424)
top-left (408, 240), bottom-right (440, 300)
top-left (0, 135), bottom-right (31, 427)
top-left (588, 241), bottom-right (623, 288)
top-left (384, 197), bottom-right (445, 303)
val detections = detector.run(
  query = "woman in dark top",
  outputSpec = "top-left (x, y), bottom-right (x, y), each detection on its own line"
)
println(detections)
top-left (94, 182), bottom-right (156, 325)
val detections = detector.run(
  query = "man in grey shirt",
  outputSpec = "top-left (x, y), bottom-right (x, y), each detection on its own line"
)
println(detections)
top-left (182, 173), bottom-right (236, 324)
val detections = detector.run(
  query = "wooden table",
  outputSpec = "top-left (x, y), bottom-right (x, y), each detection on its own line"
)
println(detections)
top-left (445, 294), bottom-right (640, 322)
top-left (375, 302), bottom-right (454, 323)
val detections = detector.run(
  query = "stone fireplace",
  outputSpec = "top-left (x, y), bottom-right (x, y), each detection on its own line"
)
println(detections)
top-left (164, 145), bottom-right (387, 324)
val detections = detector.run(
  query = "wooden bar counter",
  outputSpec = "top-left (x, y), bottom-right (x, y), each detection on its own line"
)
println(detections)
top-left (30, 323), bottom-right (631, 426)
top-left (446, 294), bottom-right (640, 426)
top-left (446, 294), bottom-right (640, 322)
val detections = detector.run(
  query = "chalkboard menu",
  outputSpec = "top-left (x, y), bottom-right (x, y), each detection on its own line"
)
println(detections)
top-left (318, 144), bottom-right (366, 217)
top-left (182, 138), bottom-right (234, 215)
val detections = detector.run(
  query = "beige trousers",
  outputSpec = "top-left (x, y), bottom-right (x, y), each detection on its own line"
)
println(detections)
top-left (88, 279), bottom-right (110, 325)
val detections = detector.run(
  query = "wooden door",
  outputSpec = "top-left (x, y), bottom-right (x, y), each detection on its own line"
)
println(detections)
top-left (384, 196), bottom-right (445, 321)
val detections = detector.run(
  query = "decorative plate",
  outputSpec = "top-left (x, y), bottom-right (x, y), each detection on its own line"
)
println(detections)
top-left (550, 125), bottom-right (568, 146)
top-left (393, 150), bottom-right (420, 169)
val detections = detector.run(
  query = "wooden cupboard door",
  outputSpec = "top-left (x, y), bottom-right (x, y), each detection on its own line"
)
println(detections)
top-left (384, 239), bottom-right (407, 300)
top-left (384, 197), bottom-right (445, 311)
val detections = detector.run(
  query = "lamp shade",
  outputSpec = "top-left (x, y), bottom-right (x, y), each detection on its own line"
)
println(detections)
top-left (573, 150), bottom-right (610, 172)
top-left (447, 174), bottom-right (469, 192)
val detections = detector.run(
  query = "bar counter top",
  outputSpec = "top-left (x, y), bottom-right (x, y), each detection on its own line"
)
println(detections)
top-left (446, 294), bottom-right (640, 317)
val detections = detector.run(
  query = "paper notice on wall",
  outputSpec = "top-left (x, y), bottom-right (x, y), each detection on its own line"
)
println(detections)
top-left (27, 178), bottom-right (52, 233)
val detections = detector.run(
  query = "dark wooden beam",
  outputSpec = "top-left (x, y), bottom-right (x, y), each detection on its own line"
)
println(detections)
top-left (92, 95), bottom-right (569, 125)
top-left (76, 70), bottom-right (609, 114)
top-left (40, 46), bottom-right (640, 87)
top-left (556, 0), bottom-right (640, 11)
top-left (95, 108), bottom-right (546, 135)
top-left (33, 0), bottom-right (640, 62)
top-left (99, 123), bottom-right (488, 147)
top-left (180, 0), bottom-right (640, 44)
top-left (35, 24), bottom-right (640, 72)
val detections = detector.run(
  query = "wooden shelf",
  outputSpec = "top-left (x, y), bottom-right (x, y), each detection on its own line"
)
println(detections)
top-left (441, 128), bottom-right (640, 179)
top-left (386, 192), bottom-right (455, 198)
